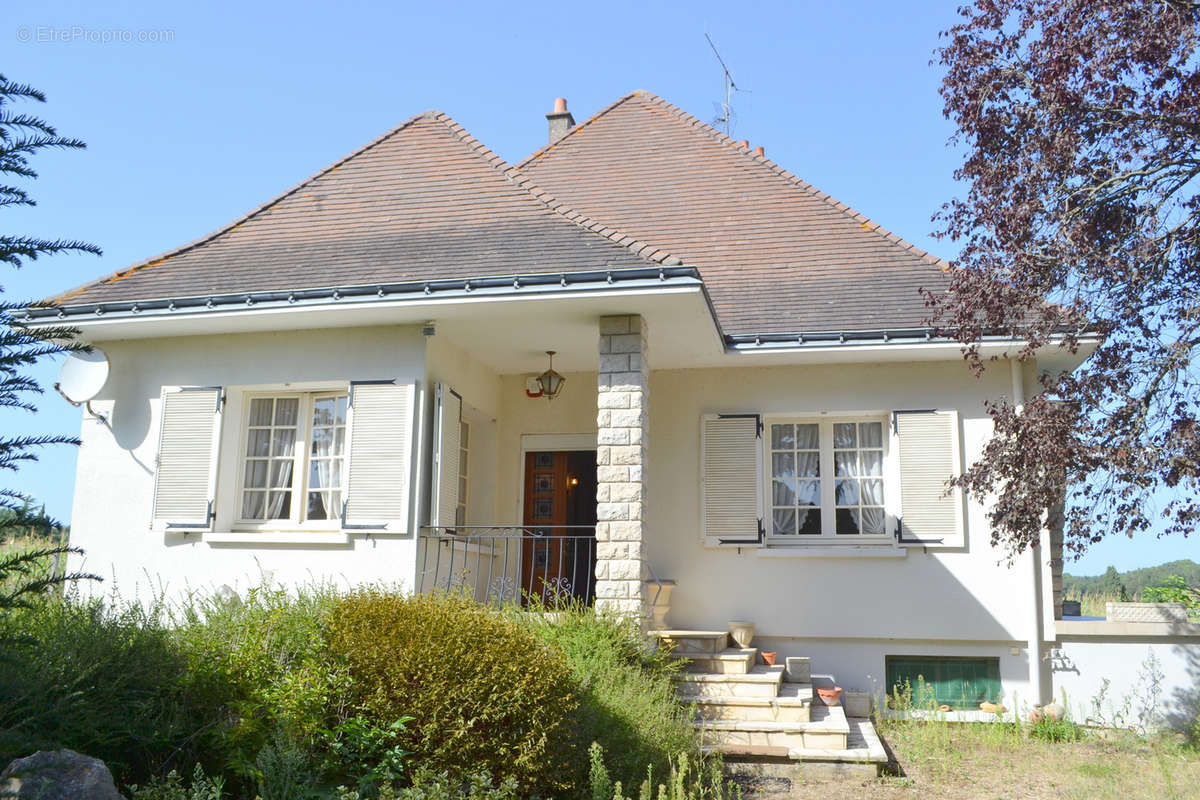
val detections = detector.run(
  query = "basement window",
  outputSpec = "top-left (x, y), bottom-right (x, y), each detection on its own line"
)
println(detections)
top-left (885, 655), bottom-right (1002, 710)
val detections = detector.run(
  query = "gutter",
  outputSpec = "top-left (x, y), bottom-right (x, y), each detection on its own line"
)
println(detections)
top-left (18, 266), bottom-right (706, 324)
top-left (726, 328), bottom-right (1101, 352)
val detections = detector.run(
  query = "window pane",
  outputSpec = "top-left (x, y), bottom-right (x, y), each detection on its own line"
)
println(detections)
top-left (797, 452), bottom-right (820, 477)
top-left (772, 479), bottom-right (796, 506)
top-left (242, 490), bottom-right (266, 519)
top-left (834, 423), bottom-right (857, 448)
top-left (797, 508), bottom-right (821, 535)
top-left (271, 429), bottom-right (296, 458)
top-left (312, 397), bottom-right (337, 427)
top-left (334, 396), bottom-right (348, 425)
top-left (311, 428), bottom-right (330, 456)
top-left (834, 452), bottom-right (857, 477)
top-left (274, 398), bottom-right (299, 426)
top-left (836, 508), bottom-right (861, 535)
top-left (835, 479), bottom-right (859, 506)
top-left (307, 492), bottom-right (331, 520)
top-left (243, 460), bottom-right (268, 489)
top-left (247, 429), bottom-right (271, 458)
top-left (795, 424), bottom-right (819, 449)
top-left (267, 491), bottom-right (291, 519)
top-left (330, 460), bottom-right (344, 488)
top-left (861, 507), bottom-right (887, 535)
top-left (862, 479), bottom-right (885, 505)
top-left (860, 422), bottom-right (883, 448)
top-left (773, 508), bottom-right (796, 536)
top-left (334, 428), bottom-right (346, 454)
top-left (861, 451), bottom-right (882, 476)
top-left (248, 398), bottom-right (274, 426)
top-left (771, 452), bottom-right (795, 478)
top-left (771, 424), bottom-right (794, 449)
top-left (270, 460), bottom-right (294, 489)
top-left (796, 479), bottom-right (821, 506)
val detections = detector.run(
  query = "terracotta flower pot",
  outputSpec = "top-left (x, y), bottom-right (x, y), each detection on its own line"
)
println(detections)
top-left (816, 686), bottom-right (843, 706)
top-left (760, 651), bottom-right (777, 666)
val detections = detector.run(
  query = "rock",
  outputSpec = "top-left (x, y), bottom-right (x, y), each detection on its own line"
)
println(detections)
top-left (1029, 709), bottom-right (1044, 723)
top-left (980, 701), bottom-right (1008, 714)
top-left (1, 750), bottom-right (126, 800)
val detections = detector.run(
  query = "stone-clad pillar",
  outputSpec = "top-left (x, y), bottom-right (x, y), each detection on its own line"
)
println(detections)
top-left (595, 315), bottom-right (649, 620)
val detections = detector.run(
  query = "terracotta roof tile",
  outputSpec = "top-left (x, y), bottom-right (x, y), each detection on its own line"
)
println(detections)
top-left (58, 111), bottom-right (677, 306)
top-left (518, 90), bottom-right (950, 335)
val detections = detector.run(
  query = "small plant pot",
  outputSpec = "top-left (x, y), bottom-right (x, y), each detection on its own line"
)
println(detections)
top-left (728, 620), bottom-right (755, 649)
top-left (843, 690), bottom-right (871, 717)
top-left (760, 651), bottom-right (777, 666)
top-left (1042, 702), bottom-right (1065, 721)
top-left (816, 686), bottom-right (843, 706)
top-left (785, 656), bottom-right (811, 683)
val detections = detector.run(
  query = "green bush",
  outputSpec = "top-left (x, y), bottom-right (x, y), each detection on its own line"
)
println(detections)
top-left (338, 769), bottom-right (522, 800)
top-left (173, 585), bottom-right (348, 779)
top-left (327, 590), bottom-right (579, 797)
top-left (129, 765), bottom-right (225, 800)
top-left (521, 605), bottom-right (698, 791)
top-left (0, 594), bottom-right (221, 785)
top-left (1028, 716), bottom-right (1084, 743)
top-left (587, 743), bottom-right (738, 800)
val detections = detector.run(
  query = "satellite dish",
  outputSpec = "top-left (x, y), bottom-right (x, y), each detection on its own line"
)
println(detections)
top-left (56, 348), bottom-right (110, 404)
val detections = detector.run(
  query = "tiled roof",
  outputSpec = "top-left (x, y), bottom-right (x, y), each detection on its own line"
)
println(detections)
top-left (518, 91), bottom-right (951, 336)
top-left (57, 111), bottom-right (678, 306)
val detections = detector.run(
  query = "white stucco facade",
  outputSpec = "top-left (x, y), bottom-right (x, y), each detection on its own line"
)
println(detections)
top-left (64, 311), bottom-right (1198, 723)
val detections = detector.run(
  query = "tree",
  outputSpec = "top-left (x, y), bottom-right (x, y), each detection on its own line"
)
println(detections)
top-left (929, 1), bottom-right (1200, 557)
top-left (0, 75), bottom-right (100, 601)
top-left (1100, 566), bottom-right (1130, 602)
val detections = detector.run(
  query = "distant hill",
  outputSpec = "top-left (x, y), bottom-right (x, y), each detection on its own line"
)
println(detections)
top-left (1064, 559), bottom-right (1200, 598)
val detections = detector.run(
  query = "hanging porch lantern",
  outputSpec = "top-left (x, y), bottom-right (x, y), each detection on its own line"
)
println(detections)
top-left (537, 350), bottom-right (566, 401)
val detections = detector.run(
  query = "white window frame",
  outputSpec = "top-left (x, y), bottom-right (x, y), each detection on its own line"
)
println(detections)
top-left (234, 390), bottom-right (350, 531)
top-left (455, 418), bottom-right (470, 526)
top-left (761, 415), bottom-right (894, 544)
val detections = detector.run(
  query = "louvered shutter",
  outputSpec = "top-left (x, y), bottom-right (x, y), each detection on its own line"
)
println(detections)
top-left (894, 409), bottom-right (965, 547)
top-left (151, 387), bottom-right (223, 530)
top-left (342, 380), bottom-right (415, 532)
top-left (700, 414), bottom-right (762, 546)
top-left (430, 383), bottom-right (461, 531)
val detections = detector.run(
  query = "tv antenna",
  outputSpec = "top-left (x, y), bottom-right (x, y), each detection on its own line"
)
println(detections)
top-left (706, 33), bottom-right (750, 138)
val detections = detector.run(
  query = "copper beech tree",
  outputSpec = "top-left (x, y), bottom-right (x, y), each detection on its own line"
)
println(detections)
top-left (929, 1), bottom-right (1200, 556)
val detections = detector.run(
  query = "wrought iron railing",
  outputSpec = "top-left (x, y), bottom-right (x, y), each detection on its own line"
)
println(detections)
top-left (417, 526), bottom-right (597, 608)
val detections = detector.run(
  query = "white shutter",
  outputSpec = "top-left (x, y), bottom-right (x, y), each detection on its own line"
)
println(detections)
top-left (343, 380), bottom-right (415, 532)
top-left (151, 387), bottom-right (223, 530)
top-left (430, 383), bottom-right (461, 531)
top-left (700, 414), bottom-right (762, 546)
top-left (894, 409), bottom-right (965, 547)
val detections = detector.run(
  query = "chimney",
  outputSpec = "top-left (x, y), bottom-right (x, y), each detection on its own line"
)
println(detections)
top-left (754, 145), bottom-right (765, 158)
top-left (546, 97), bottom-right (575, 144)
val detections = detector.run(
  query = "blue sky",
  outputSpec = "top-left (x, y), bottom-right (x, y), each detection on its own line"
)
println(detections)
top-left (5, 0), bottom-right (1195, 575)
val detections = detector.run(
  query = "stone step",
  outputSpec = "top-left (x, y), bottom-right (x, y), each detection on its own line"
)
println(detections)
top-left (650, 629), bottom-right (728, 656)
top-left (709, 718), bottom-right (889, 784)
top-left (691, 682), bottom-right (813, 722)
top-left (679, 648), bottom-right (757, 674)
top-left (673, 665), bottom-right (785, 698)
top-left (694, 703), bottom-right (849, 750)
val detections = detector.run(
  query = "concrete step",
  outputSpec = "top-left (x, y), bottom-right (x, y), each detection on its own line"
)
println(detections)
top-left (694, 703), bottom-right (849, 750)
top-left (673, 665), bottom-right (785, 698)
top-left (650, 629), bottom-right (728, 656)
top-left (679, 648), bottom-right (757, 674)
top-left (691, 682), bottom-right (813, 722)
top-left (709, 718), bottom-right (889, 785)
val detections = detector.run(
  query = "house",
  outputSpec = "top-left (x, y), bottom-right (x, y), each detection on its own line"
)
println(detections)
top-left (38, 92), bottom-right (1113, 746)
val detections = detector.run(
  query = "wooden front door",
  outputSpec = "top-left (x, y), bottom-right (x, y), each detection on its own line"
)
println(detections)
top-left (521, 451), bottom-right (597, 606)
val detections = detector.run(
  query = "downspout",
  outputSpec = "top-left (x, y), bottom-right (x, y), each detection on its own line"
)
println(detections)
top-left (1012, 358), bottom-right (1048, 705)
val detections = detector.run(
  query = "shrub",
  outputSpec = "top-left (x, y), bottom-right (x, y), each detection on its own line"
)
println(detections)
top-left (521, 604), bottom-right (698, 791)
top-left (129, 765), bottom-right (225, 800)
top-left (338, 769), bottom-right (522, 800)
top-left (172, 584), bottom-right (348, 779)
top-left (587, 743), bottom-right (738, 800)
top-left (327, 590), bottom-right (579, 796)
top-left (1028, 716), bottom-right (1084, 743)
top-left (0, 593), bottom-right (221, 785)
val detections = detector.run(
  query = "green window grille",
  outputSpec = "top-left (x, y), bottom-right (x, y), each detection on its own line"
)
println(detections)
top-left (885, 656), bottom-right (1002, 710)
